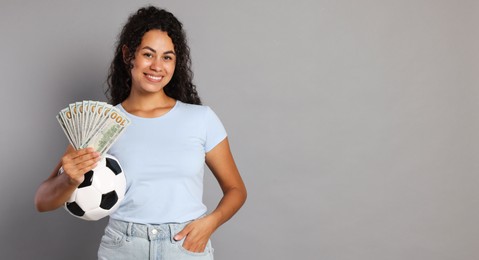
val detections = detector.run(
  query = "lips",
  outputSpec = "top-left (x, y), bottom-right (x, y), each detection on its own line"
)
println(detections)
top-left (145, 73), bottom-right (163, 82)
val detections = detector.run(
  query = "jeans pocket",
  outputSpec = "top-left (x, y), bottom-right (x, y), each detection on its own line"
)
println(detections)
top-left (176, 238), bottom-right (213, 257)
top-left (100, 225), bottom-right (126, 249)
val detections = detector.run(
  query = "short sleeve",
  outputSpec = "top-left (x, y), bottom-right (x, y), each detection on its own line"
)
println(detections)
top-left (204, 106), bottom-right (227, 152)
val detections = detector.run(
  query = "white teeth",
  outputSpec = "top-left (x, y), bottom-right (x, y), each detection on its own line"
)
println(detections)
top-left (146, 74), bottom-right (162, 81)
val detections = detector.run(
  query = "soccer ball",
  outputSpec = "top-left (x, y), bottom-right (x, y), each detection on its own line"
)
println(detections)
top-left (59, 154), bottom-right (126, 221)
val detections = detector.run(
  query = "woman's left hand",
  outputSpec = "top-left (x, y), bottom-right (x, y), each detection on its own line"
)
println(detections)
top-left (174, 215), bottom-right (219, 253)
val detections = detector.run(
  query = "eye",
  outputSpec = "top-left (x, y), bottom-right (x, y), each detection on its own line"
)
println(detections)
top-left (163, 55), bottom-right (173, 61)
top-left (143, 52), bottom-right (153, 58)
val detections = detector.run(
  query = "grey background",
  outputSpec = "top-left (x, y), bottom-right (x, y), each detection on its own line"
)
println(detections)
top-left (1, 0), bottom-right (478, 259)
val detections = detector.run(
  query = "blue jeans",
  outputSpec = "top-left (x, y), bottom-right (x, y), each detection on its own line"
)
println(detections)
top-left (98, 218), bottom-right (214, 260)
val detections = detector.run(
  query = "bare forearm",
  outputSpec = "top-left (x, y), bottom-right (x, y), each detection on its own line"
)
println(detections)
top-left (204, 138), bottom-right (247, 231)
top-left (34, 173), bottom-right (78, 212)
top-left (208, 186), bottom-right (247, 230)
top-left (35, 147), bottom-right (100, 212)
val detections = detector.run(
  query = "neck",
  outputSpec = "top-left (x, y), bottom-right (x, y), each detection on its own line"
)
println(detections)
top-left (122, 89), bottom-right (176, 111)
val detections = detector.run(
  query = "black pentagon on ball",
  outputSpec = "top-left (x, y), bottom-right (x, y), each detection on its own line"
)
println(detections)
top-left (78, 170), bottom-right (94, 188)
top-left (106, 158), bottom-right (122, 175)
top-left (100, 190), bottom-right (119, 210)
top-left (66, 202), bottom-right (85, 216)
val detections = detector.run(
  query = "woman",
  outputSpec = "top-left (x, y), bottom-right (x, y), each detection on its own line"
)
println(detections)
top-left (35, 6), bottom-right (246, 259)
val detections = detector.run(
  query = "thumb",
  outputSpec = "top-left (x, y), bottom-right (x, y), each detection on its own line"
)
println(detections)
top-left (174, 225), bottom-right (191, 241)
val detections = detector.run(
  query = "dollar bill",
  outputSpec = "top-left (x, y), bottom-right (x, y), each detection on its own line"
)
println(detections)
top-left (83, 110), bottom-right (131, 154)
top-left (59, 107), bottom-right (78, 149)
top-left (56, 114), bottom-right (76, 149)
top-left (68, 103), bottom-right (79, 148)
top-left (57, 101), bottom-right (130, 154)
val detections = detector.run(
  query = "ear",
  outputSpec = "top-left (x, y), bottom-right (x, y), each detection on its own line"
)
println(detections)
top-left (121, 45), bottom-right (129, 64)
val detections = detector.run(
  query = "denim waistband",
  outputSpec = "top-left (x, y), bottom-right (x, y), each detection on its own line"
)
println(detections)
top-left (107, 218), bottom-right (193, 242)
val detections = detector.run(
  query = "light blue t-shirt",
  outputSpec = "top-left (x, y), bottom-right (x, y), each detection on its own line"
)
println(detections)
top-left (108, 100), bottom-right (227, 224)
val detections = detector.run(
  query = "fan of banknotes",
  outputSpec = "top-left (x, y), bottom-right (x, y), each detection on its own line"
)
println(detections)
top-left (56, 101), bottom-right (131, 155)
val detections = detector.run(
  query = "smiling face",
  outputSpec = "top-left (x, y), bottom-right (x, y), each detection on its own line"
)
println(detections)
top-left (127, 29), bottom-right (176, 95)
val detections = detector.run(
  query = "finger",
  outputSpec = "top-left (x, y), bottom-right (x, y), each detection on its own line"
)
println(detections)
top-left (63, 152), bottom-right (99, 172)
top-left (174, 225), bottom-right (192, 241)
top-left (65, 159), bottom-right (98, 184)
top-left (73, 148), bottom-right (100, 161)
top-left (76, 159), bottom-right (100, 173)
top-left (179, 230), bottom-right (206, 252)
top-left (63, 155), bottom-right (100, 177)
top-left (197, 243), bottom-right (206, 253)
top-left (62, 148), bottom-right (97, 166)
top-left (72, 151), bottom-right (101, 166)
top-left (64, 147), bottom-right (94, 160)
top-left (64, 153), bottom-right (100, 171)
top-left (187, 241), bottom-right (206, 253)
top-left (188, 243), bottom-right (200, 253)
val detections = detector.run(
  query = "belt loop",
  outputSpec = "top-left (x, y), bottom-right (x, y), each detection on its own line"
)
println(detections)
top-left (168, 224), bottom-right (176, 243)
top-left (126, 222), bottom-right (133, 242)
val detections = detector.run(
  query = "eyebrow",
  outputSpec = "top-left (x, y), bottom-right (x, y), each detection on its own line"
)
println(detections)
top-left (141, 46), bottom-right (176, 55)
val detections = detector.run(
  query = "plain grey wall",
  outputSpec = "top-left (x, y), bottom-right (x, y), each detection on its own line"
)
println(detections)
top-left (1, 0), bottom-right (478, 259)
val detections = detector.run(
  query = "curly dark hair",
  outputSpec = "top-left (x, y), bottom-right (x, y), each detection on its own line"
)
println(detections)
top-left (106, 6), bottom-right (201, 105)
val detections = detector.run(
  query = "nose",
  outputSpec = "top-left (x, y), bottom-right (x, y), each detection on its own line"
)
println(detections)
top-left (150, 58), bottom-right (163, 72)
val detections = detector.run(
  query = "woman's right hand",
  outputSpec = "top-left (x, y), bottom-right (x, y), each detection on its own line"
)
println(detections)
top-left (61, 147), bottom-right (101, 186)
